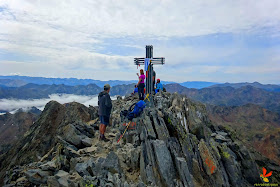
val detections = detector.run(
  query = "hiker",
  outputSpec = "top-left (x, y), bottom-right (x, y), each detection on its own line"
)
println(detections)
top-left (153, 70), bottom-right (156, 93)
top-left (132, 85), bottom-right (138, 95)
top-left (98, 84), bottom-right (112, 141)
top-left (136, 69), bottom-right (145, 100)
top-left (155, 79), bottom-right (163, 93)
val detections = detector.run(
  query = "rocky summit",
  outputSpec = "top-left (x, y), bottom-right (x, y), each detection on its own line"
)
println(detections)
top-left (0, 92), bottom-right (279, 186)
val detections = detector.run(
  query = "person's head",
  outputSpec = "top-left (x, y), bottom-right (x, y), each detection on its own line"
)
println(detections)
top-left (104, 84), bottom-right (111, 93)
top-left (135, 85), bottom-right (137, 88)
top-left (157, 79), bottom-right (160, 83)
top-left (140, 69), bottom-right (144, 75)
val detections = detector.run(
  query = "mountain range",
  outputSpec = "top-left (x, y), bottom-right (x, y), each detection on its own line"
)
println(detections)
top-left (1, 81), bottom-right (280, 114)
top-left (0, 75), bottom-right (219, 89)
top-left (165, 84), bottom-right (280, 113)
top-left (210, 82), bottom-right (280, 92)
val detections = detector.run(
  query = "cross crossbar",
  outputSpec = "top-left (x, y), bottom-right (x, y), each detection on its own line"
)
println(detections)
top-left (134, 57), bottom-right (165, 65)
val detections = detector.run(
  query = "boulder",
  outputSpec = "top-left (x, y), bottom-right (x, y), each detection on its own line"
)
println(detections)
top-left (81, 137), bottom-right (92, 147)
top-left (152, 140), bottom-right (176, 186)
top-left (24, 169), bottom-right (51, 185)
top-left (198, 139), bottom-right (218, 175)
top-left (75, 158), bottom-right (95, 177)
top-left (175, 157), bottom-right (194, 187)
top-left (39, 161), bottom-right (56, 171)
top-left (102, 152), bottom-right (121, 174)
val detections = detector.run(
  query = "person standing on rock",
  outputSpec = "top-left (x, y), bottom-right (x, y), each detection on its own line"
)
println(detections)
top-left (98, 84), bottom-right (112, 141)
top-left (136, 69), bottom-right (145, 100)
top-left (153, 70), bottom-right (156, 93)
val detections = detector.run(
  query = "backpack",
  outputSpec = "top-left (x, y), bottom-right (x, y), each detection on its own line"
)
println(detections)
top-left (120, 100), bottom-right (146, 121)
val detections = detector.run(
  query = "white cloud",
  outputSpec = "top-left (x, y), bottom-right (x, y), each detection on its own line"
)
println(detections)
top-left (0, 94), bottom-right (117, 113)
top-left (0, 0), bottom-right (279, 82)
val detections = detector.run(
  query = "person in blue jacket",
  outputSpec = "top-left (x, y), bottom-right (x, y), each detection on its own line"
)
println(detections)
top-left (132, 85), bottom-right (138, 95)
top-left (155, 79), bottom-right (163, 93)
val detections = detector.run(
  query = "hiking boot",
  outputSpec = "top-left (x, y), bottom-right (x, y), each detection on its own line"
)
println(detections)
top-left (99, 135), bottom-right (109, 142)
top-left (102, 136), bottom-right (110, 142)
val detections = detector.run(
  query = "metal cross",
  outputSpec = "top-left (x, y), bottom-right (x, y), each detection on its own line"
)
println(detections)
top-left (134, 45), bottom-right (165, 95)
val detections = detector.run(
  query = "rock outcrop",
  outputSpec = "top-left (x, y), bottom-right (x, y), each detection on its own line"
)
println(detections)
top-left (0, 92), bottom-right (279, 186)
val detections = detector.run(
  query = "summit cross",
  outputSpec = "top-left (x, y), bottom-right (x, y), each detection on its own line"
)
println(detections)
top-left (134, 45), bottom-right (165, 95)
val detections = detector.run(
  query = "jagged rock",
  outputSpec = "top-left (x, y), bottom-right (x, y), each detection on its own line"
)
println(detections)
top-left (215, 134), bottom-right (231, 143)
top-left (216, 131), bottom-right (228, 136)
top-left (75, 158), bottom-right (95, 177)
top-left (198, 139), bottom-right (218, 175)
top-left (75, 121), bottom-right (95, 138)
top-left (102, 151), bottom-right (121, 174)
top-left (88, 105), bottom-right (99, 120)
top-left (1, 93), bottom-right (278, 186)
top-left (219, 144), bottom-right (243, 186)
top-left (64, 146), bottom-right (81, 158)
top-left (81, 137), bottom-right (92, 147)
top-left (174, 157), bottom-right (194, 187)
top-left (39, 161), bottom-right (56, 171)
top-left (152, 139), bottom-right (176, 186)
top-left (24, 169), bottom-right (51, 185)
top-left (62, 124), bottom-right (83, 147)
top-left (141, 115), bottom-right (157, 140)
top-left (150, 110), bottom-right (170, 141)
top-left (80, 176), bottom-right (98, 187)
top-left (15, 176), bottom-right (29, 186)
top-left (47, 170), bottom-right (70, 187)
top-left (238, 145), bottom-right (262, 184)
top-left (211, 133), bottom-right (217, 137)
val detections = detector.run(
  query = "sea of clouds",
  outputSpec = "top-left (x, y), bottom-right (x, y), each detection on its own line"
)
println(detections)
top-left (0, 94), bottom-right (118, 114)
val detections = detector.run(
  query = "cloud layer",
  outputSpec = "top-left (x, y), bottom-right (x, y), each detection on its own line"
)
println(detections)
top-left (0, 94), bottom-right (117, 113)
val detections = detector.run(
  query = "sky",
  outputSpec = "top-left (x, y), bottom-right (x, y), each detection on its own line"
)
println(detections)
top-left (0, 0), bottom-right (279, 84)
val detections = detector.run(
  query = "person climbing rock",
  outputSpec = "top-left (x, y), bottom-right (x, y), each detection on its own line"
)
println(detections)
top-left (98, 84), bottom-right (112, 141)
top-left (136, 69), bottom-right (145, 100)
top-left (155, 79), bottom-right (163, 93)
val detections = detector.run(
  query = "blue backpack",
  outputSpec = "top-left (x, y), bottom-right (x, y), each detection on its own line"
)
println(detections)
top-left (121, 100), bottom-right (146, 121)
top-left (131, 100), bottom-right (145, 115)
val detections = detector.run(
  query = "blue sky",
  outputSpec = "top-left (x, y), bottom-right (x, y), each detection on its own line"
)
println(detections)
top-left (0, 0), bottom-right (279, 84)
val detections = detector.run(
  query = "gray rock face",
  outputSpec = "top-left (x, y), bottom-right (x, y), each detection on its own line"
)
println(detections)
top-left (152, 140), bottom-right (176, 186)
top-left (75, 158), bottom-right (95, 177)
top-left (2, 92), bottom-right (278, 186)
top-left (81, 137), bottom-right (92, 147)
top-left (175, 157), bottom-right (194, 187)
top-left (102, 152), bottom-right (121, 174)
top-left (24, 169), bottom-right (51, 185)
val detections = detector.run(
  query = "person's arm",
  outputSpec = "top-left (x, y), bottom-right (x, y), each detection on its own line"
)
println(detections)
top-left (105, 95), bottom-right (112, 109)
top-left (136, 77), bottom-right (142, 87)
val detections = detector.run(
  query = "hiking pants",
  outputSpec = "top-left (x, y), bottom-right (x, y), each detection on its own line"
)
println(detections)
top-left (138, 83), bottom-right (145, 100)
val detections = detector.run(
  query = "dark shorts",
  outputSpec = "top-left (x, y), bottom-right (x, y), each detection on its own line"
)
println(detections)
top-left (100, 115), bottom-right (110, 126)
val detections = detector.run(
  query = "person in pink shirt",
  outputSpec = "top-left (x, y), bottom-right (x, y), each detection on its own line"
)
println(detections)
top-left (136, 69), bottom-right (145, 100)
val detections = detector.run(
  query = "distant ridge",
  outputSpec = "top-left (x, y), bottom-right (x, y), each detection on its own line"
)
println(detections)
top-left (0, 75), bottom-right (136, 87)
top-left (178, 81), bottom-right (218, 89)
top-left (165, 83), bottom-right (280, 113)
top-left (209, 81), bottom-right (280, 92)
